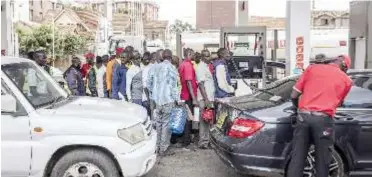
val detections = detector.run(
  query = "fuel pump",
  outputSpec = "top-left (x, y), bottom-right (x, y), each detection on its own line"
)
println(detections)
top-left (219, 26), bottom-right (268, 96)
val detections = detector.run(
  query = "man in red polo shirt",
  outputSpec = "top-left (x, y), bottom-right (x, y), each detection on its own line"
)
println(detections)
top-left (287, 55), bottom-right (352, 177)
top-left (178, 48), bottom-right (198, 148)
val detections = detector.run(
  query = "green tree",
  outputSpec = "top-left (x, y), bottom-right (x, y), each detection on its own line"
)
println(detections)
top-left (17, 25), bottom-right (56, 54)
top-left (63, 33), bottom-right (86, 55)
top-left (169, 19), bottom-right (194, 34)
top-left (17, 24), bottom-right (86, 59)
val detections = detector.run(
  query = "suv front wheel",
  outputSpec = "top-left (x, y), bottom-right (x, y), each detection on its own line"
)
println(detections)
top-left (50, 148), bottom-right (119, 177)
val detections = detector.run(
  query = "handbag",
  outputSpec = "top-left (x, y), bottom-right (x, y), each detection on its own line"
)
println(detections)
top-left (169, 106), bottom-right (187, 135)
top-left (201, 108), bottom-right (214, 123)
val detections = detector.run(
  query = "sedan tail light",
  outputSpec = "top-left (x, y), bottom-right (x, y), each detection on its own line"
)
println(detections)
top-left (227, 118), bottom-right (264, 138)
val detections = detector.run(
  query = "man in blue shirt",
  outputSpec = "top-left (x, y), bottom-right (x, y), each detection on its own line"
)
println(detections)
top-left (112, 51), bottom-right (130, 100)
top-left (147, 49), bottom-right (181, 157)
top-left (213, 48), bottom-right (235, 98)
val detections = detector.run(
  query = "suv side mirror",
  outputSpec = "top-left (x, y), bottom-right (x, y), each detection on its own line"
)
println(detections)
top-left (1, 94), bottom-right (17, 113)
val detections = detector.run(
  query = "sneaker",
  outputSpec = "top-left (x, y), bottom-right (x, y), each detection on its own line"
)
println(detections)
top-left (159, 149), bottom-right (176, 157)
top-left (192, 135), bottom-right (200, 143)
top-left (173, 143), bottom-right (184, 148)
top-left (183, 144), bottom-right (197, 151)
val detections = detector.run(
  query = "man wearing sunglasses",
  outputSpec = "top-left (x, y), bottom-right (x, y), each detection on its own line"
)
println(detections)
top-left (196, 49), bottom-right (215, 149)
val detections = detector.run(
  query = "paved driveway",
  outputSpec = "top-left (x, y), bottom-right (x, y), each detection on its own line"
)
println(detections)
top-left (145, 148), bottom-right (252, 177)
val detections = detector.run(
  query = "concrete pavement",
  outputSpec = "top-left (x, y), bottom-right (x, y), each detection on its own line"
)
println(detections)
top-left (145, 148), bottom-right (252, 177)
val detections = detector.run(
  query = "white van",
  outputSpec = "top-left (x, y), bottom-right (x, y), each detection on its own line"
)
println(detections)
top-left (1, 57), bottom-right (156, 177)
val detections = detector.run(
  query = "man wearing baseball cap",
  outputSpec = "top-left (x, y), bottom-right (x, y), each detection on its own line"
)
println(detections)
top-left (336, 54), bottom-right (351, 72)
top-left (287, 54), bottom-right (353, 177)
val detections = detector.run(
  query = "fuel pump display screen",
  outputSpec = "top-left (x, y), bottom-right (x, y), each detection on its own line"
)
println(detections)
top-left (225, 34), bottom-right (260, 57)
top-left (227, 56), bottom-right (264, 79)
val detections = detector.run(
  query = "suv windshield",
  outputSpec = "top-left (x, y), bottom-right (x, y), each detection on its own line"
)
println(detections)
top-left (2, 61), bottom-right (69, 109)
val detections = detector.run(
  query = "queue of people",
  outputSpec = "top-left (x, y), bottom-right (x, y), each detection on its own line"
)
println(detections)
top-left (24, 47), bottom-right (355, 174)
top-left (25, 46), bottom-right (235, 157)
top-left (59, 46), bottom-right (236, 157)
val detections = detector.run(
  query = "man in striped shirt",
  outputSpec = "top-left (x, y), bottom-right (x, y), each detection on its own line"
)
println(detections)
top-left (147, 49), bottom-right (181, 156)
top-left (146, 50), bottom-right (163, 119)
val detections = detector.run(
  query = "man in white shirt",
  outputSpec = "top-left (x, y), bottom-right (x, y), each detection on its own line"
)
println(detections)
top-left (28, 68), bottom-right (48, 96)
top-left (96, 56), bottom-right (107, 98)
top-left (28, 50), bottom-right (49, 96)
top-left (141, 52), bottom-right (152, 115)
top-left (142, 52), bottom-right (152, 92)
top-left (196, 50), bottom-right (215, 149)
top-left (126, 55), bottom-right (146, 105)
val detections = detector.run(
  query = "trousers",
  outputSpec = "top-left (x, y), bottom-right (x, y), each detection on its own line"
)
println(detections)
top-left (178, 100), bottom-right (193, 145)
top-left (287, 112), bottom-right (334, 177)
top-left (198, 100), bottom-right (210, 146)
top-left (154, 103), bottom-right (175, 153)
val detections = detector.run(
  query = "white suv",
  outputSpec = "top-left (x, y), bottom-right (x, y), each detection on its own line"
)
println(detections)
top-left (1, 57), bottom-right (156, 177)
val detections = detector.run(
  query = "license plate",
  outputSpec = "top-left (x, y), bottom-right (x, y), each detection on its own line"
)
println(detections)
top-left (216, 111), bottom-right (228, 129)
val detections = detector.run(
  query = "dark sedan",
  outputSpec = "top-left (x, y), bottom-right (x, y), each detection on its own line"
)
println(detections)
top-left (211, 70), bottom-right (372, 177)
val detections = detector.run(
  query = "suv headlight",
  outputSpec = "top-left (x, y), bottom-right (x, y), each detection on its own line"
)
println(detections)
top-left (117, 124), bottom-right (145, 145)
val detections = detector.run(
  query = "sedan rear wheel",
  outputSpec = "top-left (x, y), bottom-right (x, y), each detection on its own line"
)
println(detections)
top-left (303, 146), bottom-right (345, 177)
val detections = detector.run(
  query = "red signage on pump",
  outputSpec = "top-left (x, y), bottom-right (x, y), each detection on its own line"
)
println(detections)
top-left (339, 40), bottom-right (347, 46)
top-left (295, 36), bottom-right (304, 70)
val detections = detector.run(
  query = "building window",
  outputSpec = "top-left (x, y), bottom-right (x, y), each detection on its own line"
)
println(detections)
top-left (52, 2), bottom-right (55, 10)
top-left (40, 0), bottom-right (43, 8)
top-left (320, 19), bottom-right (329, 26)
top-left (39, 12), bottom-right (43, 20)
top-left (30, 0), bottom-right (33, 6)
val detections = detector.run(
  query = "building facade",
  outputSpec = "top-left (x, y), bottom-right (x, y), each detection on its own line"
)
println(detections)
top-left (89, 0), bottom-right (158, 22)
top-left (196, 0), bottom-right (349, 31)
top-left (248, 11), bottom-right (350, 29)
top-left (312, 10), bottom-right (349, 28)
top-left (29, 0), bottom-right (64, 22)
top-left (1, 0), bottom-right (19, 56)
top-left (196, 1), bottom-right (236, 30)
top-left (86, 0), bottom-right (167, 42)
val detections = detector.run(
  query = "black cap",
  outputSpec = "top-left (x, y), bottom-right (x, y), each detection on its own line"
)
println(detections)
top-left (314, 53), bottom-right (327, 63)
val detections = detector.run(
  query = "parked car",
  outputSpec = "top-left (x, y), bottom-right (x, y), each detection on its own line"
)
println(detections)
top-left (211, 69), bottom-right (372, 177)
top-left (1, 57), bottom-right (156, 177)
